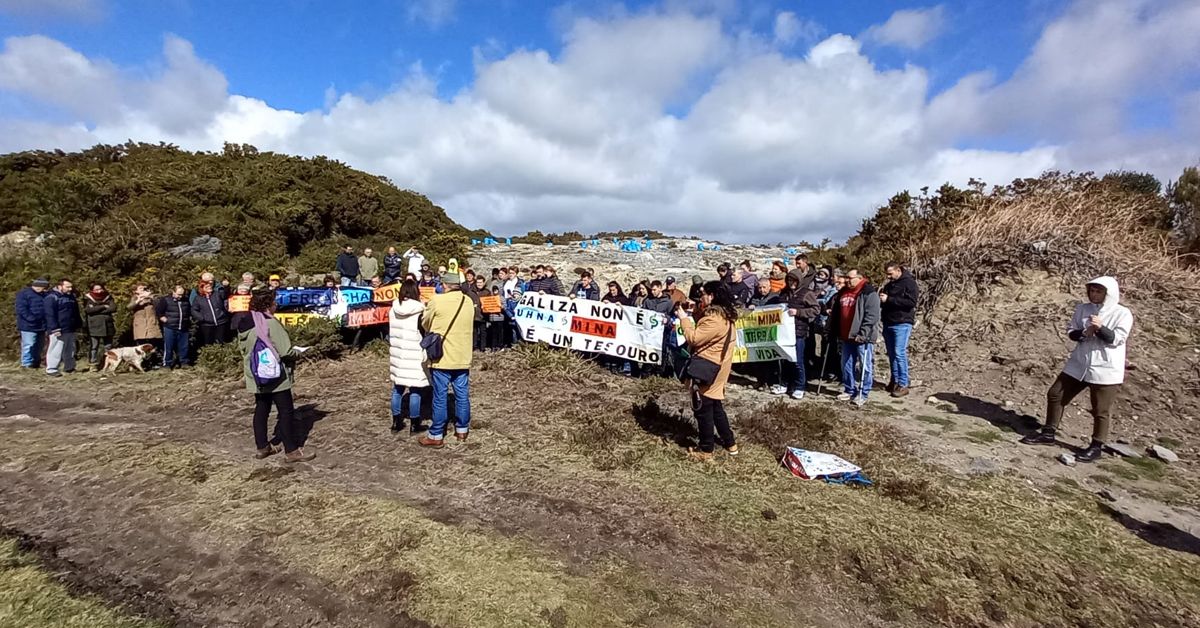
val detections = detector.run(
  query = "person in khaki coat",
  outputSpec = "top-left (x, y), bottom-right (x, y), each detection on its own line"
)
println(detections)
top-left (417, 272), bottom-right (475, 448)
top-left (677, 280), bottom-right (739, 461)
top-left (129, 284), bottom-right (162, 365)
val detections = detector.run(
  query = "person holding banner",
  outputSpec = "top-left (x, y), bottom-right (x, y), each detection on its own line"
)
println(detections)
top-left (389, 279), bottom-right (430, 434)
top-left (417, 272), bottom-right (474, 448)
top-left (779, 273), bottom-right (820, 399)
top-left (676, 281), bottom-right (739, 461)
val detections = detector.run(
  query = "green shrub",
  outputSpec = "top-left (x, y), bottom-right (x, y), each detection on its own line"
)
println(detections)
top-left (288, 317), bottom-right (345, 361)
top-left (197, 341), bottom-right (242, 378)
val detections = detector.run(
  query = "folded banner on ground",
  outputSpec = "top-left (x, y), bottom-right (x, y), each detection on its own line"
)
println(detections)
top-left (515, 293), bottom-right (667, 364)
top-left (674, 304), bottom-right (796, 363)
top-left (345, 303), bottom-right (390, 328)
top-left (480, 295), bottom-right (502, 314)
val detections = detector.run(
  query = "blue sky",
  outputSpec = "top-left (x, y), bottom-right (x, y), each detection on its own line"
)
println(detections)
top-left (0, 0), bottom-right (1197, 242)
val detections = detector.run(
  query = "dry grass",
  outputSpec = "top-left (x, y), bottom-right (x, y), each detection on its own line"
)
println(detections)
top-left (0, 538), bottom-right (162, 628)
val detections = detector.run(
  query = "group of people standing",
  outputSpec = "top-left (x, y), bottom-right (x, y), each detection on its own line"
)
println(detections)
top-left (14, 272), bottom-right (277, 374)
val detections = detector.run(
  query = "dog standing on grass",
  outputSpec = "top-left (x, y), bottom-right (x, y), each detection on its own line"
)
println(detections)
top-left (101, 344), bottom-right (157, 373)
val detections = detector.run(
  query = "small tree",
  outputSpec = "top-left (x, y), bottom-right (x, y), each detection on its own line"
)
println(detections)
top-left (1168, 166), bottom-right (1200, 257)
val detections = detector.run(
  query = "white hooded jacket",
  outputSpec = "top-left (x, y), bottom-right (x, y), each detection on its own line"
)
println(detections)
top-left (1061, 276), bottom-right (1133, 386)
top-left (389, 297), bottom-right (430, 387)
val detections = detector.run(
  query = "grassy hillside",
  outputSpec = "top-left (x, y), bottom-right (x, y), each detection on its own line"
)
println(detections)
top-left (0, 142), bottom-right (469, 354)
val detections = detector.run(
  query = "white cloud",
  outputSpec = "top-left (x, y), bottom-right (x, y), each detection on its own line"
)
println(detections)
top-left (407, 0), bottom-right (457, 28)
top-left (863, 5), bottom-right (946, 50)
top-left (0, 1), bottom-right (1197, 243)
top-left (772, 11), bottom-right (822, 47)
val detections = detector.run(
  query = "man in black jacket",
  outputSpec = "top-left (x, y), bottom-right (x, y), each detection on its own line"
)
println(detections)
top-left (880, 262), bottom-right (919, 397)
top-left (383, 247), bottom-right (403, 283)
top-left (335, 245), bottom-right (359, 287)
top-left (156, 285), bottom-right (193, 369)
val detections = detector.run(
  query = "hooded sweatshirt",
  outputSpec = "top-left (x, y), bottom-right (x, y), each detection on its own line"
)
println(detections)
top-left (1061, 276), bottom-right (1133, 386)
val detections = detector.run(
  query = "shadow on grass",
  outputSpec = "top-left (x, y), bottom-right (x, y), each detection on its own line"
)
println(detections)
top-left (631, 397), bottom-right (697, 449)
top-left (933, 393), bottom-right (1041, 436)
top-left (1099, 504), bottom-right (1200, 557)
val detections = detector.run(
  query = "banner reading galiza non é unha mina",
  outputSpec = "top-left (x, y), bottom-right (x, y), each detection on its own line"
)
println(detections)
top-left (514, 293), bottom-right (668, 364)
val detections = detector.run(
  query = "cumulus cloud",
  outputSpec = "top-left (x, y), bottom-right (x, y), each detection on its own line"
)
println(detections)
top-left (773, 11), bottom-right (822, 47)
top-left (0, 1), bottom-right (1197, 243)
top-left (863, 5), bottom-right (946, 50)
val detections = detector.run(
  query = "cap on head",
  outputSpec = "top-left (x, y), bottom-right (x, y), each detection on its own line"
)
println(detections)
top-left (442, 272), bottom-right (463, 285)
top-left (32, 277), bottom-right (50, 288)
top-left (666, 276), bottom-right (676, 284)
top-left (269, 274), bottom-right (281, 281)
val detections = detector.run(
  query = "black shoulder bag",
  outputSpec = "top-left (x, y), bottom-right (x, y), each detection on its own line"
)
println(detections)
top-left (682, 318), bottom-right (733, 386)
top-left (420, 294), bottom-right (467, 362)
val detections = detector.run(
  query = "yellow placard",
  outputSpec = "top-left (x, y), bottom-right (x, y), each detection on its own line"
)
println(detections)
top-left (419, 286), bottom-right (437, 302)
top-left (228, 295), bottom-right (250, 312)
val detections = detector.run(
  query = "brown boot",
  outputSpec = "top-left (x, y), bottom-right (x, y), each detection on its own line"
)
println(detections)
top-left (255, 445), bottom-right (279, 459)
top-left (418, 436), bottom-right (445, 448)
top-left (885, 381), bottom-right (896, 393)
top-left (891, 386), bottom-right (910, 398)
top-left (687, 448), bottom-right (714, 462)
top-left (284, 448), bottom-right (315, 463)
top-left (454, 431), bottom-right (469, 442)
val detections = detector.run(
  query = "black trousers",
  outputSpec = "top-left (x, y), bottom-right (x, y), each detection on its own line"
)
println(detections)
top-left (695, 396), bottom-right (736, 453)
top-left (253, 390), bottom-right (306, 452)
top-left (486, 321), bottom-right (504, 350)
top-left (473, 321), bottom-right (487, 351)
top-left (196, 323), bottom-right (226, 355)
top-left (88, 336), bottom-right (112, 364)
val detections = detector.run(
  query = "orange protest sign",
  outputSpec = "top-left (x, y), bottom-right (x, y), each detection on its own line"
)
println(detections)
top-left (419, 286), bottom-right (437, 302)
top-left (227, 295), bottom-right (250, 312)
top-left (373, 283), bottom-right (401, 303)
top-left (480, 295), bottom-right (502, 314)
top-left (345, 304), bottom-right (390, 328)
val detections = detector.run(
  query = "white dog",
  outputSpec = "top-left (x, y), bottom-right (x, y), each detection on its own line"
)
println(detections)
top-left (102, 344), bottom-right (157, 373)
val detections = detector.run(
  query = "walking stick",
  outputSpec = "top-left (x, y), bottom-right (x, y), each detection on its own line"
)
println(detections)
top-left (858, 342), bottom-right (870, 403)
top-left (816, 334), bottom-right (832, 396)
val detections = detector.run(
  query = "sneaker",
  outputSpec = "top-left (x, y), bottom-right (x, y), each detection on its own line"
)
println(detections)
top-left (1075, 441), bottom-right (1103, 463)
top-left (454, 431), bottom-right (469, 442)
top-left (255, 445), bottom-right (279, 459)
top-left (891, 386), bottom-right (910, 398)
top-left (790, 390), bottom-right (805, 400)
top-left (1019, 430), bottom-right (1057, 446)
top-left (725, 444), bottom-right (739, 456)
top-left (46, 371), bottom-right (62, 378)
top-left (853, 397), bottom-right (867, 408)
top-left (836, 393), bottom-right (852, 402)
top-left (418, 436), bottom-right (445, 448)
top-left (769, 385), bottom-right (788, 395)
top-left (284, 448), bottom-right (315, 463)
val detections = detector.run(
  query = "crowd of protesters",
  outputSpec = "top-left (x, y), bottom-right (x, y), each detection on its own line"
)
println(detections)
top-left (15, 240), bottom-right (1133, 467)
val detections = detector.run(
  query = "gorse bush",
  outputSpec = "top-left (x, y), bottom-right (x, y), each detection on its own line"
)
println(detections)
top-left (287, 316), bottom-right (345, 362)
top-left (0, 142), bottom-right (470, 357)
top-left (197, 341), bottom-right (242, 378)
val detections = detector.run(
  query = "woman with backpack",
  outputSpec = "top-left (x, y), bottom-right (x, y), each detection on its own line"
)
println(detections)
top-left (676, 281), bottom-right (740, 461)
top-left (389, 279), bottom-right (429, 434)
top-left (237, 284), bottom-right (313, 463)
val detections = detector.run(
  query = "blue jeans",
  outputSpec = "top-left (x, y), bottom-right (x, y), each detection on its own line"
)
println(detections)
top-left (163, 327), bottom-right (190, 367)
top-left (391, 385), bottom-right (427, 418)
top-left (883, 323), bottom-right (912, 387)
top-left (840, 340), bottom-right (874, 399)
top-left (19, 331), bottom-right (43, 367)
top-left (429, 369), bottom-right (470, 439)
top-left (789, 336), bottom-right (807, 392)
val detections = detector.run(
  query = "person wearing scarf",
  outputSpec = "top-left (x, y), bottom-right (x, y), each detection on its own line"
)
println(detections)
top-left (236, 284), bottom-right (314, 463)
top-left (83, 283), bottom-right (117, 366)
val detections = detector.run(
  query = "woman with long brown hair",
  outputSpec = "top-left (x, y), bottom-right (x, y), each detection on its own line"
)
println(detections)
top-left (676, 280), bottom-right (739, 461)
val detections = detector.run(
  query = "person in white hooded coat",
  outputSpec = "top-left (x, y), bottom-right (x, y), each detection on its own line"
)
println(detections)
top-left (389, 279), bottom-right (431, 433)
top-left (1021, 276), bottom-right (1133, 462)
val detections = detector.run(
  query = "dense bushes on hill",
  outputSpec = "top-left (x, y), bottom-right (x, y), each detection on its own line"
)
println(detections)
top-left (0, 142), bottom-right (469, 355)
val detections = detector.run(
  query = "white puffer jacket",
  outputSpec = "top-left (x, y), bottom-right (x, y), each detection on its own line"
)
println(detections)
top-left (1061, 276), bottom-right (1134, 386)
top-left (389, 298), bottom-right (430, 387)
